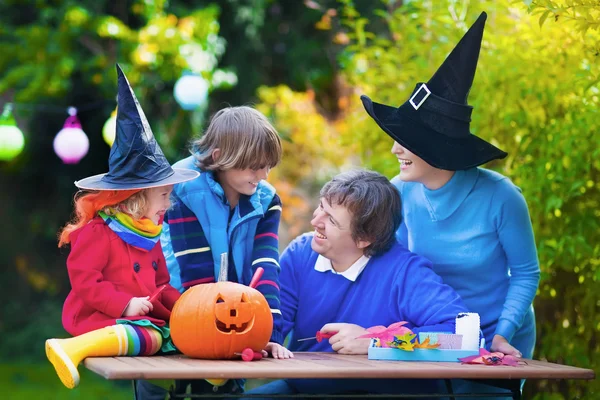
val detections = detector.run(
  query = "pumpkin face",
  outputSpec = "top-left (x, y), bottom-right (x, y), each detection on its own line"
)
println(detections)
top-left (214, 291), bottom-right (253, 333)
top-left (170, 281), bottom-right (273, 359)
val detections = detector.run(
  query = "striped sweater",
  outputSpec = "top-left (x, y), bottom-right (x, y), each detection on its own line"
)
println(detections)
top-left (165, 192), bottom-right (284, 344)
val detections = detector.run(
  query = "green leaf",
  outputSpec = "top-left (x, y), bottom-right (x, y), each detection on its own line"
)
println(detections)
top-left (539, 10), bottom-right (551, 27)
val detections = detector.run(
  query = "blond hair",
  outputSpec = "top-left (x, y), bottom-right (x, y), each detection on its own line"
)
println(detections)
top-left (192, 106), bottom-right (282, 171)
top-left (103, 190), bottom-right (149, 219)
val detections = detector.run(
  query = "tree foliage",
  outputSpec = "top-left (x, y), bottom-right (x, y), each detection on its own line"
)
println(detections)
top-left (0, 0), bottom-right (231, 360)
top-left (256, 84), bottom-right (356, 240)
top-left (0, 0), bottom-right (233, 159)
top-left (526, 0), bottom-right (600, 50)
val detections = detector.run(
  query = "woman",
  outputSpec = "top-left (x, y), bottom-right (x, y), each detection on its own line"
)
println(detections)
top-left (361, 11), bottom-right (539, 364)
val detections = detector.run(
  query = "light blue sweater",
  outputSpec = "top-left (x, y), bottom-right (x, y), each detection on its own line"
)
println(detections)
top-left (393, 168), bottom-right (540, 358)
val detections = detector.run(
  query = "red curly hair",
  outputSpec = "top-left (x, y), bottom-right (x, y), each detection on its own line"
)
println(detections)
top-left (58, 189), bottom-right (141, 247)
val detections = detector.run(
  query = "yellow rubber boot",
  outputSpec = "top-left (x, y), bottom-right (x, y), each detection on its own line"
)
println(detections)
top-left (45, 325), bottom-right (123, 389)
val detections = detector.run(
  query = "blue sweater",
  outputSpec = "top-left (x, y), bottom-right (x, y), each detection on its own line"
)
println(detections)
top-left (393, 168), bottom-right (540, 358)
top-left (161, 156), bottom-right (284, 344)
top-left (279, 234), bottom-right (468, 395)
top-left (280, 233), bottom-right (468, 352)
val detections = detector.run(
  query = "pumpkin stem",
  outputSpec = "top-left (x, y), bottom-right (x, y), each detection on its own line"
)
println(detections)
top-left (218, 252), bottom-right (228, 282)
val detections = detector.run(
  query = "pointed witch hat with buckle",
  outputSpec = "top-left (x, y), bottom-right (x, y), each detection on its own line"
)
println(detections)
top-left (361, 12), bottom-right (507, 171)
top-left (75, 64), bottom-right (199, 190)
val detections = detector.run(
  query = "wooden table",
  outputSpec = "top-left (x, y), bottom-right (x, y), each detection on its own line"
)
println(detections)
top-left (84, 352), bottom-right (595, 399)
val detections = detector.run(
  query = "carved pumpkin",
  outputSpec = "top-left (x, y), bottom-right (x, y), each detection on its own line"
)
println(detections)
top-left (170, 281), bottom-right (273, 359)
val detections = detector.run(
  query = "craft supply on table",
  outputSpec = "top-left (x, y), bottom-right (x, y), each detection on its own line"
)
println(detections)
top-left (297, 330), bottom-right (339, 342)
top-left (368, 314), bottom-right (483, 362)
top-left (455, 312), bottom-right (481, 350)
top-left (149, 285), bottom-right (166, 302)
top-left (234, 348), bottom-right (263, 362)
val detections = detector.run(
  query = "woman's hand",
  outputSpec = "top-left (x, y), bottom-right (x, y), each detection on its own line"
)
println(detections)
top-left (321, 323), bottom-right (371, 355)
top-left (491, 334), bottom-right (522, 357)
top-left (263, 342), bottom-right (294, 359)
top-left (122, 296), bottom-right (154, 317)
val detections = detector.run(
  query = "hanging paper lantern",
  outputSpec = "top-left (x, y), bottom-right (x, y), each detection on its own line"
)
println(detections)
top-left (211, 70), bottom-right (238, 90)
top-left (173, 73), bottom-right (209, 110)
top-left (0, 104), bottom-right (25, 161)
top-left (53, 107), bottom-right (89, 164)
top-left (102, 108), bottom-right (117, 147)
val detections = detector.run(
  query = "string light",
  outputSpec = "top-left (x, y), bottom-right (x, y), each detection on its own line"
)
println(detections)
top-left (0, 103), bottom-right (25, 161)
top-left (173, 72), bottom-right (209, 110)
top-left (2, 66), bottom-right (221, 161)
top-left (102, 108), bottom-right (117, 147)
top-left (53, 107), bottom-right (89, 164)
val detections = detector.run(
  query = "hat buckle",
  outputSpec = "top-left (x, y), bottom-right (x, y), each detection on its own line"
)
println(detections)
top-left (409, 83), bottom-right (431, 110)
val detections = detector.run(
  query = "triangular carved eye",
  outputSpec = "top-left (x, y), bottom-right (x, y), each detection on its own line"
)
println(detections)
top-left (240, 293), bottom-right (248, 303)
top-left (216, 295), bottom-right (225, 303)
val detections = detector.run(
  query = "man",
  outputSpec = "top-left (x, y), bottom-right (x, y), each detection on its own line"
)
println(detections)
top-left (249, 169), bottom-right (467, 397)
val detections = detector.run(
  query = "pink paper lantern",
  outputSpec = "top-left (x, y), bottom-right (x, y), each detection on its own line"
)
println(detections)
top-left (53, 107), bottom-right (89, 164)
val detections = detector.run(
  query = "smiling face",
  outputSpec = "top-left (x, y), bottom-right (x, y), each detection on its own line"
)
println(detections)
top-left (143, 185), bottom-right (173, 224)
top-left (214, 290), bottom-right (253, 334)
top-left (217, 166), bottom-right (271, 198)
top-left (391, 141), bottom-right (454, 190)
top-left (310, 197), bottom-right (370, 272)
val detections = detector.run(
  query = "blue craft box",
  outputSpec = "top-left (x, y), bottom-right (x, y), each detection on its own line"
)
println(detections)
top-left (367, 337), bottom-right (484, 363)
top-left (368, 346), bottom-right (479, 362)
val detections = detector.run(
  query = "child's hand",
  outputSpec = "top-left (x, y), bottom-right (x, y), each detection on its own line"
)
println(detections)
top-left (263, 342), bottom-right (294, 359)
top-left (123, 296), bottom-right (154, 317)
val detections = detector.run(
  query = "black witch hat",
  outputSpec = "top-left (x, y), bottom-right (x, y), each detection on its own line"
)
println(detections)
top-left (361, 12), bottom-right (507, 170)
top-left (75, 64), bottom-right (199, 190)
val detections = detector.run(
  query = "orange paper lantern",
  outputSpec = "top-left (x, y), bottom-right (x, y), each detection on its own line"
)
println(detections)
top-left (170, 281), bottom-right (273, 359)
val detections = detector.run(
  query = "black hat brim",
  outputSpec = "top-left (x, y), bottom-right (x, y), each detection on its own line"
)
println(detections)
top-left (74, 168), bottom-right (200, 191)
top-left (361, 95), bottom-right (507, 170)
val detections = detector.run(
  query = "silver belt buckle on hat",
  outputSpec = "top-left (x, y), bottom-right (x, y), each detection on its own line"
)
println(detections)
top-left (409, 83), bottom-right (431, 110)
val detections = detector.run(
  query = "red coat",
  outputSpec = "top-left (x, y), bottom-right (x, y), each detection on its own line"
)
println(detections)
top-left (62, 217), bottom-right (181, 336)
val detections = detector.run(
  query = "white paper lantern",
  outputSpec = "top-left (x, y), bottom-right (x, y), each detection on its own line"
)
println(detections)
top-left (173, 73), bottom-right (209, 110)
top-left (53, 107), bottom-right (89, 164)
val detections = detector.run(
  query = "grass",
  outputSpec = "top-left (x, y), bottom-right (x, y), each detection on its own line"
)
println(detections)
top-left (0, 362), bottom-right (274, 400)
top-left (0, 363), bottom-right (131, 400)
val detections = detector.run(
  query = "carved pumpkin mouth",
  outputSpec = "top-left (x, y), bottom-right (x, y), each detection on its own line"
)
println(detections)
top-left (215, 320), bottom-right (250, 333)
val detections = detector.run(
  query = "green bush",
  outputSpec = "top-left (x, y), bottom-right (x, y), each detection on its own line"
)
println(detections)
top-left (341, 1), bottom-right (600, 398)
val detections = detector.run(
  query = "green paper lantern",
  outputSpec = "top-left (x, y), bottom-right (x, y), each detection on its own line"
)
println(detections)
top-left (102, 109), bottom-right (117, 147)
top-left (0, 104), bottom-right (25, 161)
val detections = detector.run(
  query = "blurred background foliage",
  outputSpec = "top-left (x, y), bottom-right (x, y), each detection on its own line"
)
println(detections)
top-left (0, 0), bottom-right (598, 399)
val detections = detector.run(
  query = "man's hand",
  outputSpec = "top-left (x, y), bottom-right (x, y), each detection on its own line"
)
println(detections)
top-left (491, 334), bottom-right (522, 358)
top-left (263, 342), bottom-right (294, 359)
top-left (321, 323), bottom-right (371, 355)
top-left (122, 296), bottom-right (153, 317)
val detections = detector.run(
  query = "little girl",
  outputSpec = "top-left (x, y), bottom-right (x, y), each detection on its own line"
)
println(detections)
top-left (45, 65), bottom-right (199, 389)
